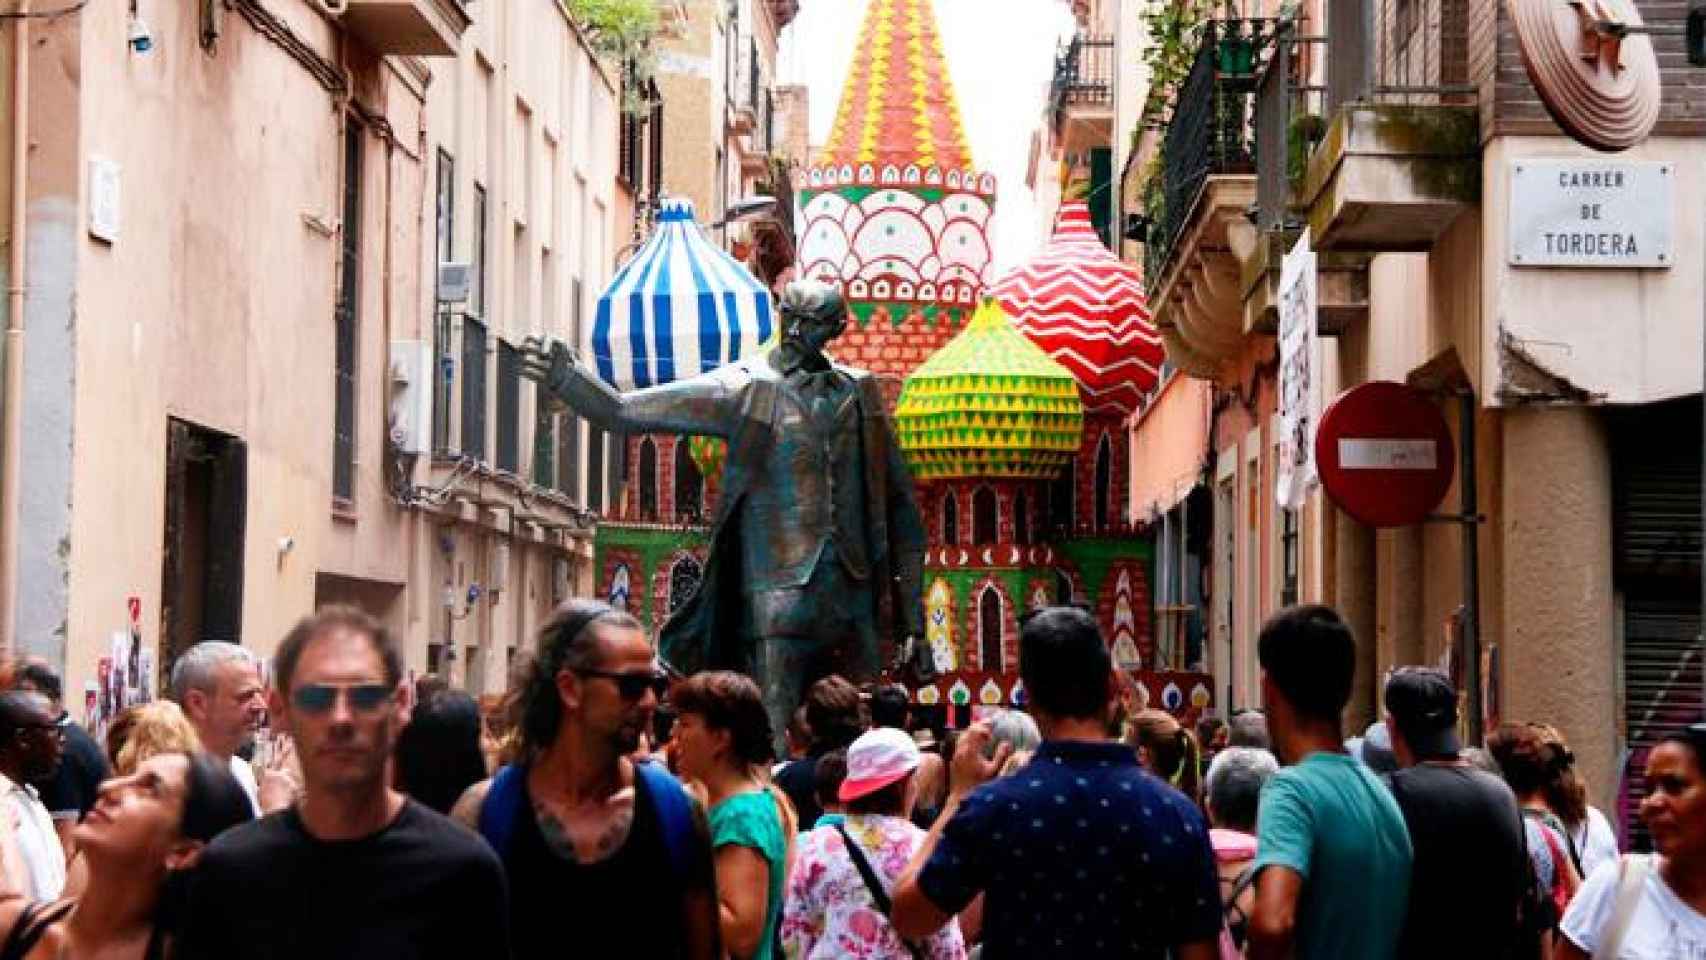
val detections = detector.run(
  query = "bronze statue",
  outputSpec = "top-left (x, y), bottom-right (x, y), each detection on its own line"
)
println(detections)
top-left (523, 281), bottom-right (931, 741)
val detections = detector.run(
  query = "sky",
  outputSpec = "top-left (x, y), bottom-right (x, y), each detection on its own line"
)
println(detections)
top-left (777, 0), bottom-right (1077, 274)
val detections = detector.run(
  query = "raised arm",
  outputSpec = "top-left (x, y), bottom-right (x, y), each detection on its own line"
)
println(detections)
top-left (522, 337), bottom-right (740, 439)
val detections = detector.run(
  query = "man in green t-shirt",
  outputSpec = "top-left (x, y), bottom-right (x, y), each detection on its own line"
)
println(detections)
top-left (1248, 605), bottom-right (1414, 960)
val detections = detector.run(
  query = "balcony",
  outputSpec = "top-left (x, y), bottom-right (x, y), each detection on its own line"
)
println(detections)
top-left (728, 39), bottom-right (759, 136)
top-left (1050, 32), bottom-right (1115, 131)
top-left (1295, 0), bottom-right (1479, 251)
top-left (1239, 22), bottom-right (1368, 335)
top-left (343, 0), bottom-right (470, 57)
top-left (1142, 21), bottom-right (1271, 382)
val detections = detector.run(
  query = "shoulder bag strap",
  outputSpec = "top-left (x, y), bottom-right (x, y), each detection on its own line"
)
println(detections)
top-left (833, 824), bottom-right (926, 960)
top-left (0, 899), bottom-right (74, 960)
top-left (635, 759), bottom-right (696, 881)
top-left (1593, 855), bottom-right (1651, 960)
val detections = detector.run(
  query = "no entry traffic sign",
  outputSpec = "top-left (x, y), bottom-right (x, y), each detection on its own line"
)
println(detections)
top-left (1315, 381), bottom-right (1455, 528)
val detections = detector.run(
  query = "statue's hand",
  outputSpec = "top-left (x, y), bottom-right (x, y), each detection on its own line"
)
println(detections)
top-left (520, 336), bottom-right (579, 395)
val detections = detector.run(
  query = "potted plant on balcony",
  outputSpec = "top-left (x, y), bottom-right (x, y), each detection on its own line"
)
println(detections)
top-left (1215, 19), bottom-right (1259, 89)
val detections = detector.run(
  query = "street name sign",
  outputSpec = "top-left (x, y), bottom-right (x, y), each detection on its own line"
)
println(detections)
top-left (1509, 160), bottom-right (1674, 268)
top-left (1315, 381), bottom-right (1455, 529)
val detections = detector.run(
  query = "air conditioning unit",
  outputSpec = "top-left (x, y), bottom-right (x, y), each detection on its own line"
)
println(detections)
top-left (313, 0), bottom-right (347, 16)
top-left (437, 262), bottom-right (472, 305)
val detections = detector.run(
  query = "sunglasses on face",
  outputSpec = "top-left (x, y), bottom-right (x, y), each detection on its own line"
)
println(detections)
top-left (290, 683), bottom-right (395, 715)
top-left (575, 668), bottom-right (670, 701)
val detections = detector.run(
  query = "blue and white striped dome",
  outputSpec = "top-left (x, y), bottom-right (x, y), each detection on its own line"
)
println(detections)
top-left (588, 197), bottom-right (774, 390)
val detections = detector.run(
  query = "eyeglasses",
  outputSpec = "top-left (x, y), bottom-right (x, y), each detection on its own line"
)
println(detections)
top-left (290, 683), bottom-right (395, 715)
top-left (575, 668), bottom-right (670, 701)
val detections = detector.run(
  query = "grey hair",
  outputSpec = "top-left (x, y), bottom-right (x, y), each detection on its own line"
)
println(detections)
top-left (170, 642), bottom-right (260, 703)
top-left (1206, 746), bottom-right (1280, 833)
top-left (1227, 710), bottom-right (1271, 749)
top-left (990, 709), bottom-right (1042, 756)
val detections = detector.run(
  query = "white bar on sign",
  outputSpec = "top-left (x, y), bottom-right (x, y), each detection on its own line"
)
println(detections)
top-left (1338, 439), bottom-right (1437, 470)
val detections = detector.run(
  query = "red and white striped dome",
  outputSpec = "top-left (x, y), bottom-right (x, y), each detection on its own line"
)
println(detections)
top-left (991, 201), bottom-right (1164, 416)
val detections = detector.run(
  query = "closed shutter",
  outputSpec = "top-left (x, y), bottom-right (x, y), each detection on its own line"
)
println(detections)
top-left (1613, 399), bottom-right (1703, 851)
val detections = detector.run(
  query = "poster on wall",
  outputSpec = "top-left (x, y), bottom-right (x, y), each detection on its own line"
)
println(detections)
top-left (1276, 230), bottom-right (1318, 509)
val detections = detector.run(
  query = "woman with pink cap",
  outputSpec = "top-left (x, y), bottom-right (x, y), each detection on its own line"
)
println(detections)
top-left (781, 727), bottom-right (967, 959)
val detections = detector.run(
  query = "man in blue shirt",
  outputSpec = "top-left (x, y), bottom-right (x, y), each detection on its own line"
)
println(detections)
top-left (892, 606), bottom-right (1221, 959)
top-left (1248, 605), bottom-right (1413, 960)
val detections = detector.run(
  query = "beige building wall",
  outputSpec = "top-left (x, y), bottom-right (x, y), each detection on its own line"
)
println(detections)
top-left (2, 0), bottom-right (618, 708)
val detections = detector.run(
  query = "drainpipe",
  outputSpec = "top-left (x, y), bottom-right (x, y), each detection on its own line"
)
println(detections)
top-left (0, 1), bottom-right (31, 655)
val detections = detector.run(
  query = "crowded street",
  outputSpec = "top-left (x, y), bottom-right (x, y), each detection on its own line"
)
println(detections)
top-left (0, 0), bottom-right (1699, 956)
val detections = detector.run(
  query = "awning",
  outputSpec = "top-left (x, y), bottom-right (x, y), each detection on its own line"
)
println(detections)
top-left (589, 198), bottom-right (774, 389)
top-left (1129, 374), bottom-right (1213, 520)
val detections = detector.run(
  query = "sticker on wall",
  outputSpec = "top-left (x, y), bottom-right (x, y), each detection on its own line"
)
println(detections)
top-left (927, 579), bottom-right (958, 672)
top-left (1190, 683), bottom-right (1211, 710)
top-left (609, 565), bottom-right (632, 613)
top-left (948, 679), bottom-right (972, 706)
top-left (1161, 682), bottom-right (1184, 712)
top-left (978, 678), bottom-right (1003, 705)
top-left (83, 682), bottom-right (98, 735)
top-left (1109, 571), bottom-right (1142, 669)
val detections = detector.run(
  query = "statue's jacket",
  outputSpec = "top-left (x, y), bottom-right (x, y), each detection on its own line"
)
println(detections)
top-left (548, 352), bottom-right (928, 676)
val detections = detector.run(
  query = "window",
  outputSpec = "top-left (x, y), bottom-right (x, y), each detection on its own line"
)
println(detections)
top-left (638, 436), bottom-right (659, 520)
top-left (533, 403), bottom-right (555, 488)
top-left (972, 486), bottom-right (999, 545)
top-left (648, 98), bottom-right (665, 204)
top-left (496, 341), bottom-right (521, 473)
top-left (1014, 489), bottom-right (1030, 545)
top-left (333, 118), bottom-right (363, 502)
top-left (587, 427), bottom-right (606, 513)
top-left (1280, 507), bottom-right (1299, 607)
top-left (1094, 433), bottom-right (1113, 532)
top-left (1049, 462), bottom-right (1076, 535)
top-left (435, 149), bottom-right (454, 266)
top-left (675, 437), bottom-right (704, 522)
top-left (942, 492), bottom-right (959, 546)
top-left (472, 183), bottom-right (489, 317)
top-left (619, 61), bottom-right (643, 187)
top-left (461, 317), bottom-right (487, 460)
top-left (979, 586), bottom-right (1003, 671)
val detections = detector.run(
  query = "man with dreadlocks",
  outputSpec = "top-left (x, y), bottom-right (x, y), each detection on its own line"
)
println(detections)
top-left (523, 280), bottom-right (931, 745)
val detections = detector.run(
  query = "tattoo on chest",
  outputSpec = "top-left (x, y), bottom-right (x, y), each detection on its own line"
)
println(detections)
top-left (533, 797), bottom-right (635, 866)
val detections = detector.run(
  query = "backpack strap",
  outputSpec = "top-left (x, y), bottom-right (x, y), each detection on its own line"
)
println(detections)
top-left (478, 764), bottom-right (529, 861)
top-left (834, 824), bottom-right (926, 960)
top-left (1593, 855), bottom-right (1651, 960)
top-left (0, 899), bottom-right (74, 960)
top-left (634, 758), bottom-right (696, 881)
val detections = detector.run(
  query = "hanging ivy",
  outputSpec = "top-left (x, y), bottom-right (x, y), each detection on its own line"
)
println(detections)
top-left (1138, 0), bottom-right (1214, 124)
top-left (564, 0), bottom-right (663, 115)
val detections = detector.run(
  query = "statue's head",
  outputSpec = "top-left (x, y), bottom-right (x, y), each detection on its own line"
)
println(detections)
top-left (778, 280), bottom-right (848, 355)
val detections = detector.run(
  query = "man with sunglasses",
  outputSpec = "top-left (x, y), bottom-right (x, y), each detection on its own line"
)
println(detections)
top-left (0, 692), bottom-right (65, 900)
top-left (178, 606), bottom-right (510, 960)
top-left (452, 600), bottom-right (718, 960)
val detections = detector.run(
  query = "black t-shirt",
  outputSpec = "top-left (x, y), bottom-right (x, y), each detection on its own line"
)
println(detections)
top-left (1388, 763), bottom-right (1532, 960)
top-left (176, 799), bottom-right (509, 960)
top-left (775, 756), bottom-right (821, 828)
top-left (34, 718), bottom-right (107, 818)
top-left (503, 765), bottom-right (711, 959)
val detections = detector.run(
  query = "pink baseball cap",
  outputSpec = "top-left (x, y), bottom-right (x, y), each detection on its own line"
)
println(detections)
top-left (839, 727), bottom-right (921, 802)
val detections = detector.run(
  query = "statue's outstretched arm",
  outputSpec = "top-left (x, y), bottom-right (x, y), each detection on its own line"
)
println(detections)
top-left (522, 337), bottom-right (738, 438)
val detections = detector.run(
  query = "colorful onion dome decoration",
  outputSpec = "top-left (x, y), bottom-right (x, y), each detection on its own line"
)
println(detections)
top-left (796, 0), bottom-right (996, 324)
top-left (587, 197), bottom-right (773, 390)
top-left (989, 201), bottom-right (1164, 417)
top-left (894, 300), bottom-right (1084, 480)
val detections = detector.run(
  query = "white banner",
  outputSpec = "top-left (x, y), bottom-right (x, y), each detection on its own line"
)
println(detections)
top-left (1276, 231), bottom-right (1317, 509)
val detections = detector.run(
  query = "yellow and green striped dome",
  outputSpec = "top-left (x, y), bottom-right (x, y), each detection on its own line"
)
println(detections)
top-left (895, 299), bottom-right (1084, 480)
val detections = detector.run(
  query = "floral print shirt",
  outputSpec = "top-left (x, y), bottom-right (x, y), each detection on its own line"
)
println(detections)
top-left (781, 814), bottom-right (967, 960)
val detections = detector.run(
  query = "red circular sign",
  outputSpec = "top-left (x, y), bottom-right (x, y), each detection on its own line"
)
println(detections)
top-left (1315, 381), bottom-right (1455, 528)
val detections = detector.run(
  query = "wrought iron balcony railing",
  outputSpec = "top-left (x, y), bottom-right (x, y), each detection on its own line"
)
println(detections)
top-left (1143, 20), bottom-right (1270, 284)
top-left (1050, 32), bottom-right (1115, 127)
